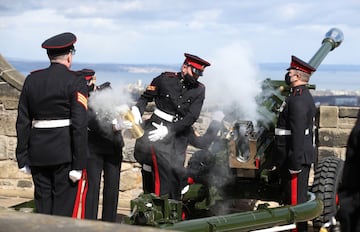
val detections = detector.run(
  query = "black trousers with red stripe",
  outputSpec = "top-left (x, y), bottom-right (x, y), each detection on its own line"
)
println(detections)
top-left (280, 164), bottom-right (311, 232)
top-left (31, 163), bottom-right (78, 217)
top-left (134, 123), bottom-right (180, 200)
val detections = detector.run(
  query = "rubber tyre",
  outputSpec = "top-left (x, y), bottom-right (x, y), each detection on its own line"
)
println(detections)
top-left (311, 156), bottom-right (344, 228)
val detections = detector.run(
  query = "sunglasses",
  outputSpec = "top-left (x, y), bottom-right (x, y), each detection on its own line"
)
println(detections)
top-left (70, 48), bottom-right (76, 55)
top-left (189, 65), bottom-right (203, 76)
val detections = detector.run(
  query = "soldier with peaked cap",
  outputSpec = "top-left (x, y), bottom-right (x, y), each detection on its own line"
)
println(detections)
top-left (131, 53), bottom-right (210, 200)
top-left (77, 68), bottom-right (132, 222)
top-left (15, 32), bottom-right (88, 217)
top-left (272, 55), bottom-right (316, 232)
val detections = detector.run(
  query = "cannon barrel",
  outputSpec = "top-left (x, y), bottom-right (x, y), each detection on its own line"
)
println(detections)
top-left (161, 192), bottom-right (323, 232)
top-left (308, 28), bottom-right (344, 70)
top-left (262, 28), bottom-right (344, 99)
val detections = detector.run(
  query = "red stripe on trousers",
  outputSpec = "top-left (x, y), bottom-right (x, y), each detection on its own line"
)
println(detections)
top-left (291, 173), bottom-right (298, 232)
top-left (72, 172), bottom-right (83, 218)
top-left (151, 146), bottom-right (160, 196)
top-left (80, 170), bottom-right (88, 219)
top-left (72, 169), bottom-right (88, 219)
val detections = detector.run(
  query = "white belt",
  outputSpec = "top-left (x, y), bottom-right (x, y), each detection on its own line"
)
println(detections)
top-left (33, 119), bottom-right (71, 128)
top-left (275, 128), bottom-right (310, 136)
top-left (154, 108), bottom-right (175, 122)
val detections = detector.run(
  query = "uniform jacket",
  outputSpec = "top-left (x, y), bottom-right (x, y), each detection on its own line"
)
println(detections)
top-left (16, 63), bottom-right (88, 170)
top-left (274, 85), bottom-right (316, 170)
top-left (136, 72), bottom-right (205, 133)
top-left (135, 71), bottom-right (205, 159)
top-left (87, 106), bottom-right (124, 156)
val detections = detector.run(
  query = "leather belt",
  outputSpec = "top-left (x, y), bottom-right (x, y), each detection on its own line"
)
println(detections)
top-left (275, 128), bottom-right (310, 136)
top-left (154, 108), bottom-right (175, 122)
top-left (33, 119), bottom-right (71, 128)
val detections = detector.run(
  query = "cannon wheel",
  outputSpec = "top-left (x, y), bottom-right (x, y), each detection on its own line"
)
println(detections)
top-left (311, 156), bottom-right (344, 228)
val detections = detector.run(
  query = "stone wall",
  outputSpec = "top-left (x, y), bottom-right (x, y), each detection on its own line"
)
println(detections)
top-left (317, 106), bottom-right (359, 162)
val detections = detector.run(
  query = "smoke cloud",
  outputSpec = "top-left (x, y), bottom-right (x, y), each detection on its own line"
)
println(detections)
top-left (203, 41), bottom-right (275, 126)
top-left (87, 82), bottom-right (135, 124)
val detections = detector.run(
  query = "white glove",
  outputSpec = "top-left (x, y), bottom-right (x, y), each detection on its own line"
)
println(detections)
top-left (112, 118), bottom-right (133, 131)
top-left (19, 165), bottom-right (31, 175)
top-left (115, 104), bottom-right (130, 115)
top-left (69, 170), bottom-right (82, 183)
top-left (148, 122), bottom-right (168, 142)
top-left (289, 169), bottom-right (302, 174)
top-left (131, 106), bottom-right (142, 124)
top-left (212, 111), bottom-right (225, 122)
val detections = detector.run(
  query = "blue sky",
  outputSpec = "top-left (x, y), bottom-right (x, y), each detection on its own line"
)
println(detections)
top-left (0, 0), bottom-right (359, 65)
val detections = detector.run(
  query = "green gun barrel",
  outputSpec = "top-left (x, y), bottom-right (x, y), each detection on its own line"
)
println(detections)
top-left (161, 192), bottom-right (323, 232)
top-left (308, 28), bottom-right (344, 70)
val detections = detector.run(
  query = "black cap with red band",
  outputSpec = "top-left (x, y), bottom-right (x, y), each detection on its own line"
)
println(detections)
top-left (184, 53), bottom-right (210, 76)
top-left (78, 68), bottom-right (95, 81)
top-left (42, 32), bottom-right (77, 57)
top-left (287, 55), bottom-right (316, 75)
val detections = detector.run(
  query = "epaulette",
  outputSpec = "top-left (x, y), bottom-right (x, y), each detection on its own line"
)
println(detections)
top-left (162, 71), bottom-right (177, 78)
top-left (30, 68), bottom-right (46, 74)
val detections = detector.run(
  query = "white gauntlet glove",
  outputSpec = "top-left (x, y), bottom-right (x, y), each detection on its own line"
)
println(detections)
top-left (19, 165), bottom-right (31, 175)
top-left (131, 106), bottom-right (142, 124)
top-left (148, 122), bottom-right (168, 142)
top-left (112, 118), bottom-right (133, 131)
top-left (69, 170), bottom-right (82, 183)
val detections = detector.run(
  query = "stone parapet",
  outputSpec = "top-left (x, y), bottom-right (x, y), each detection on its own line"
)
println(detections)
top-left (316, 105), bottom-right (359, 162)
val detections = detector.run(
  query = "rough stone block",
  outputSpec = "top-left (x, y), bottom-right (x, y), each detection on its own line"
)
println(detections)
top-left (338, 118), bottom-right (357, 129)
top-left (17, 180), bottom-right (33, 188)
top-left (8, 137), bottom-right (17, 160)
top-left (319, 106), bottom-right (338, 128)
top-left (120, 167), bottom-right (142, 191)
top-left (339, 106), bottom-right (360, 118)
top-left (0, 136), bottom-right (7, 160)
top-left (318, 128), bottom-right (351, 147)
top-left (317, 147), bottom-right (345, 161)
top-left (0, 110), bottom-right (17, 136)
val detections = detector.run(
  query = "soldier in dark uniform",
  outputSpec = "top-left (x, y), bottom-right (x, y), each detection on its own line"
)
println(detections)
top-left (131, 53), bottom-right (210, 200)
top-left (79, 69), bottom-right (132, 222)
top-left (15, 32), bottom-right (88, 217)
top-left (336, 110), bottom-right (360, 232)
top-left (272, 55), bottom-right (316, 232)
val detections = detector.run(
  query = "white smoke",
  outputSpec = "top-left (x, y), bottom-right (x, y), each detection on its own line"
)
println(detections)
top-left (87, 83), bottom-right (135, 123)
top-left (203, 42), bottom-right (264, 124)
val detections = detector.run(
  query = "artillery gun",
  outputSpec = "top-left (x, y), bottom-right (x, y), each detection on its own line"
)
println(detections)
top-left (124, 28), bottom-right (344, 231)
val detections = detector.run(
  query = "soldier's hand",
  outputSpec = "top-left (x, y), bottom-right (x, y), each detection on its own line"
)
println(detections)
top-left (112, 118), bottom-right (133, 131)
top-left (148, 122), bottom-right (168, 142)
top-left (131, 106), bottom-right (142, 124)
top-left (19, 165), bottom-right (31, 175)
top-left (69, 170), bottom-right (82, 183)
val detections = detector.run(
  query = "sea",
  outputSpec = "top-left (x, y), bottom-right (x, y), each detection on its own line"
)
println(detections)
top-left (6, 57), bottom-right (360, 110)
top-left (8, 58), bottom-right (360, 93)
